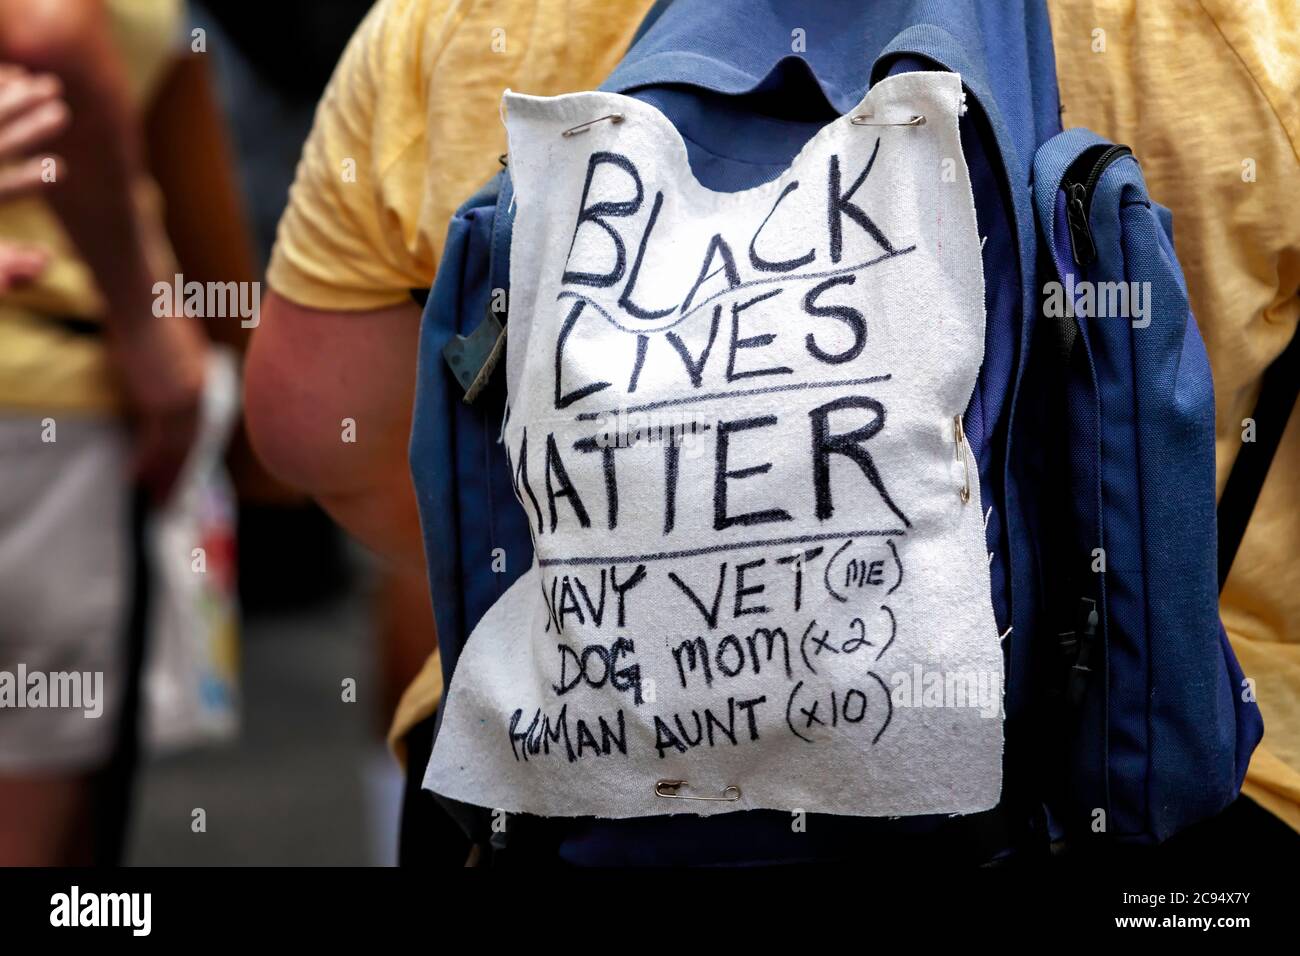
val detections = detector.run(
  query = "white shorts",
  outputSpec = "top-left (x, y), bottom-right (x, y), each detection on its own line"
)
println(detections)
top-left (0, 414), bottom-right (131, 773)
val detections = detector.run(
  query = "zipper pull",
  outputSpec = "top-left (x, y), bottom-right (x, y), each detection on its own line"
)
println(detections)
top-left (1066, 181), bottom-right (1096, 267)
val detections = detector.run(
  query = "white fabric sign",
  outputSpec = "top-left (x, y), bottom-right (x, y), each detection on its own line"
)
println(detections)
top-left (425, 71), bottom-right (1003, 818)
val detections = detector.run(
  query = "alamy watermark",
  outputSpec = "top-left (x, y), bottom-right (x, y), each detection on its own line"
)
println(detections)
top-left (0, 665), bottom-right (103, 718)
top-left (1044, 273), bottom-right (1152, 329)
top-left (588, 407), bottom-right (713, 456)
top-left (50, 886), bottom-right (151, 936)
top-left (888, 664), bottom-right (1002, 719)
top-left (152, 273), bottom-right (260, 328)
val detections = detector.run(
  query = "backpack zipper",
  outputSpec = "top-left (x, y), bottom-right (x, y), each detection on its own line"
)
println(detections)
top-left (1065, 144), bottom-right (1133, 267)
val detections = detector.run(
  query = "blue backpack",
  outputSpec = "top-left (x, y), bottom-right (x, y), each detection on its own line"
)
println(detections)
top-left (409, 0), bottom-right (1261, 864)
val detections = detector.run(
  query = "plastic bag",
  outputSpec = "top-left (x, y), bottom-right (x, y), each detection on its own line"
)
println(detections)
top-left (142, 347), bottom-right (241, 753)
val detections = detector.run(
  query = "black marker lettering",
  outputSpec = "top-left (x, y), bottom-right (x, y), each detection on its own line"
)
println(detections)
top-left (735, 695), bottom-right (766, 741)
top-left (749, 180), bottom-right (815, 272)
top-left (557, 576), bottom-right (585, 629)
top-left (574, 436), bottom-right (619, 530)
top-left (575, 720), bottom-right (602, 758)
top-left (827, 142), bottom-right (895, 263)
top-left (809, 396), bottom-right (911, 527)
top-left (705, 698), bottom-right (739, 747)
top-left (574, 570), bottom-right (607, 626)
top-left (668, 563), bottom-right (727, 629)
top-left (745, 627), bottom-right (792, 679)
top-left (607, 638), bottom-right (643, 705)
top-left (776, 547), bottom-right (823, 612)
top-left (610, 564), bottom-right (647, 626)
top-left (663, 434), bottom-right (681, 534)
top-left (627, 334), bottom-right (649, 392)
top-left (512, 427), bottom-right (544, 535)
top-left (619, 191), bottom-right (676, 320)
top-left (716, 634), bottom-right (745, 677)
top-left (600, 711), bottom-right (627, 755)
top-left (653, 714), bottom-right (687, 758)
top-left (675, 711), bottom-right (703, 748)
top-left (545, 432), bottom-right (592, 531)
top-left (680, 233), bottom-right (741, 314)
top-left (733, 558), bottom-right (768, 617)
top-left (563, 151), bottom-right (643, 287)
top-left (714, 416), bottom-right (793, 530)
top-left (726, 289), bottom-right (793, 382)
top-left (665, 303), bottom-right (722, 388)
top-left (672, 636), bottom-right (713, 689)
top-left (803, 274), bottom-right (866, 364)
top-left (554, 298), bottom-right (611, 409)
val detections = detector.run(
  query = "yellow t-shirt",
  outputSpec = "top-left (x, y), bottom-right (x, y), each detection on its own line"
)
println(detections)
top-left (272, 0), bottom-right (1300, 816)
top-left (1050, 0), bottom-right (1300, 831)
top-left (269, 0), bottom-right (656, 311)
top-left (0, 0), bottom-right (182, 415)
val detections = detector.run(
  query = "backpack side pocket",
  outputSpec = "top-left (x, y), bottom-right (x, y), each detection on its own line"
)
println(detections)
top-left (1030, 130), bottom-right (1262, 844)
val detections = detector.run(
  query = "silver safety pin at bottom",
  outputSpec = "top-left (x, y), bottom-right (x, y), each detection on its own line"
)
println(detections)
top-left (851, 113), bottom-right (926, 127)
top-left (954, 413), bottom-right (972, 504)
top-left (655, 779), bottom-right (742, 802)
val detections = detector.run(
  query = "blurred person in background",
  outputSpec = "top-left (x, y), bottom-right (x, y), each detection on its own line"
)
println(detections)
top-left (0, 0), bottom-right (256, 865)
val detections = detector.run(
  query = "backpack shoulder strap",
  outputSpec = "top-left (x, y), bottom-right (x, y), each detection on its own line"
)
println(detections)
top-left (1218, 323), bottom-right (1300, 590)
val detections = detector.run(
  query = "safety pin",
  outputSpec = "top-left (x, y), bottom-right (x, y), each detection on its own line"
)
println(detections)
top-left (561, 113), bottom-right (625, 137)
top-left (655, 779), bottom-right (742, 802)
top-left (954, 414), bottom-right (971, 504)
top-left (851, 112), bottom-right (926, 127)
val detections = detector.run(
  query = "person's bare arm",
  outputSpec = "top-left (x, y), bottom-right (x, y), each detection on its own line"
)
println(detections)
top-left (0, 0), bottom-right (207, 500)
top-left (244, 290), bottom-right (428, 570)
top-left (243, 0), bottom-right (438, 570)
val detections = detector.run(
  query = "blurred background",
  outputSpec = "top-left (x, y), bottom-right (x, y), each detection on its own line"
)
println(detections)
top-left (128, 0), bottom-right (419, 866)
top-left (0, 0), bottom-right (430, 866)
